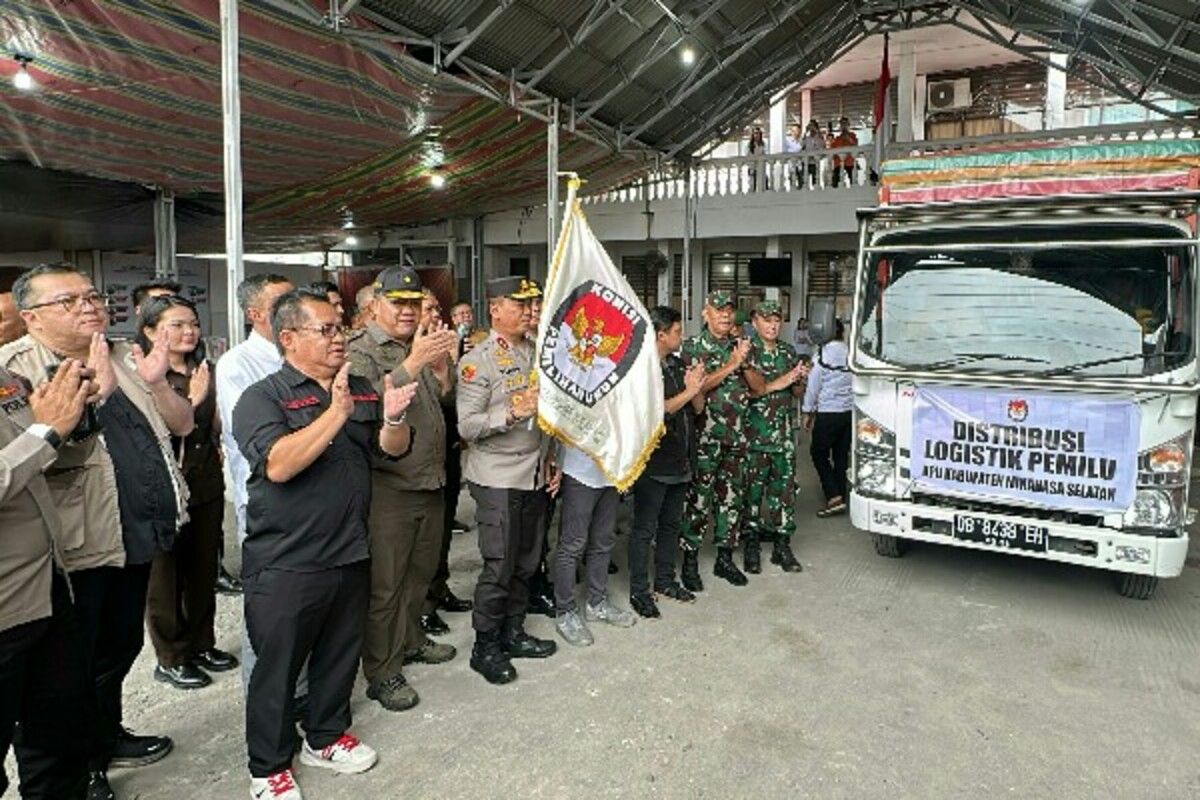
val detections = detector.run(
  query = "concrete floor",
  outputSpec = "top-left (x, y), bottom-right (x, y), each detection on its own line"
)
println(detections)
top-left (103, 466), bottom-right (1200, 800)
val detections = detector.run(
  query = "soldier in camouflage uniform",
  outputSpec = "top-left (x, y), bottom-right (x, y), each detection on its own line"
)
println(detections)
top-left (742, 300), bottom-right (807, 574)
top-left (680, 290), bottom-right (753, 588)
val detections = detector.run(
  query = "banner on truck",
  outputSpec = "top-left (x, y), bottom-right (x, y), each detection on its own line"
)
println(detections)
top-left (910, 387), bottom-right (1139, 512)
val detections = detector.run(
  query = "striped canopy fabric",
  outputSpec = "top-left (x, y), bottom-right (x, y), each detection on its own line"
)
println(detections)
top-left (0, 1), bottom-right (647, 248)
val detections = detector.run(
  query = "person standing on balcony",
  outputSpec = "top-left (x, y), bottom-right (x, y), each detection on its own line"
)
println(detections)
top-left (746, 126), bottom-right (769, 191)
top-left (800, 120), bottom-right (826, 188)
top-left (830, 117), bottom-right (858, 187)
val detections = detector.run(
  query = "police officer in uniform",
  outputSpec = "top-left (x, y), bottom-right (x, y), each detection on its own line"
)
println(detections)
top-left (457, 277), bottom-right (558, 685)
top-left (0, 361), bottom-right (93, 798)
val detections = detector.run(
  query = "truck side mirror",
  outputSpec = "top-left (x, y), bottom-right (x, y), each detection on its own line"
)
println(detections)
top-left (808, 297), bottom-right (838, 345)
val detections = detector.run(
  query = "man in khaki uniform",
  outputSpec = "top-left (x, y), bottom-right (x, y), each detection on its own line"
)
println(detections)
top-left (347, 266), bottom-right (460, 712)
top-left (1, 264), bottom-right (192, 798)
top-left (457, 276), bottom-right (558, 686)
top-left (0, 360), bottom-right (93, 798)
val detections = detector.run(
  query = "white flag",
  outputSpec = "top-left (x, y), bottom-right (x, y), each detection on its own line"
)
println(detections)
top-left (535, 178), bottom-right (664, 491)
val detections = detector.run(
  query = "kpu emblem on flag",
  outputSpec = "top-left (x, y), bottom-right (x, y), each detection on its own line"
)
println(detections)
top-left (541, 280), bottom-right (646, 407)
top-left (535, 176), bottom-right (664, 491)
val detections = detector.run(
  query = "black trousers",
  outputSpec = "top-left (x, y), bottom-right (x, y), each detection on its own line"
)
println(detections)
top-left (425, 444), bottom-right (463, 612)
top-left (628, 476), bottom-right (687, 597)
top-left (468, 483), bottom-right (547, 633)
top-left (810, 411), bottom-right (852, 501)
top-left (55, 563), bottom-right (152, 771)
top-left (4, 575), bottom-right (91, 799)
top-left (244, 561), bottom-right (368, 778)
top-left (147, 498), bottom-right (221, 667)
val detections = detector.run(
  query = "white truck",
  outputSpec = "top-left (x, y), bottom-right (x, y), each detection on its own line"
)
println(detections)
top-left (843, 189), bottom-right (1198, 598)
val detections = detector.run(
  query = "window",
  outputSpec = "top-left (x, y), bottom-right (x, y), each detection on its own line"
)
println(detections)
top-left (621, 255), bottom-right (658, 310)
top-left (707, 252), bottom-right (791, 319)
top-left (806, 251), bottom-right (855, 321)
top-left (509, 256), bottom-right (530, 277)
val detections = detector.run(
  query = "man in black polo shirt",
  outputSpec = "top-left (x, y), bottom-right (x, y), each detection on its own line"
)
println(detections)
top-left (628, 307), bottom-right (706, 618)
top-left (233, 289), bottom-right (417, 800)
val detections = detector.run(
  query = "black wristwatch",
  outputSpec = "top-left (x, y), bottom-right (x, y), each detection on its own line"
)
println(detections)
top-left (26, 423), bottom-right (63, 450)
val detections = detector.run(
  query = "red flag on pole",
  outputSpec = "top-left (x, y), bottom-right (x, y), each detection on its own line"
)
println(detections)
top-left (873, 33), bottom-right (891, 172)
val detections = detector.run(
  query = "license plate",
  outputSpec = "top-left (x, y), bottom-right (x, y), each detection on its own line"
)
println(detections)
top-left (952, 514), bottom-right (1048, 553)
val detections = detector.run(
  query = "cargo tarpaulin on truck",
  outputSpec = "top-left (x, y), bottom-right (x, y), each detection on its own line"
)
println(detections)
top-left (881, 140), bottom-right (1200, 204)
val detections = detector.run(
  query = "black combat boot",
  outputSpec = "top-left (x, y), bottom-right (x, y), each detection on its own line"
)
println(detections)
top-left (501, 615), bottom-right (557, 659)
top-left (713, 547), bottom-right (748, 586)
top-left (743, 532), bottom-right (762, 574)
top-left (771, 538), bottom-right (803, 572)
top-left (680, 550), bottom-right (704, 593)
top-left (470, 630), bottom-right (517, 685)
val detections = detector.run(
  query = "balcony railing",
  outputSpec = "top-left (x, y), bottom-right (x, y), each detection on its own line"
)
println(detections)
top-left (581, 120), bottom-right (1200, 206)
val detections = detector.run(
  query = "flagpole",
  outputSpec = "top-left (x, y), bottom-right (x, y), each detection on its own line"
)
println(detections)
top-left (546, 99), bottom-right (560, 281)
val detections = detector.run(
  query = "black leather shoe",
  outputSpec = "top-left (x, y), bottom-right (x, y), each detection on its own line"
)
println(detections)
top-left (420, 611), bottom-right (450, 636)
top-left (630, 593), bottom-right (660, 618)
top-left (526, 582), bottom-right (556, 618)
top-left (437, 590), bottom-right (473, 613)
top-left (192, 647), bottom-right (239, 672)
top-left (681, 551), bottom-right (704, 593)
top-left (743, 534), bottom-right (762, 575)
top-left (771, 539), bottom-right (804, 573)
top-left (714, 547), bottom-right (748, 586)
top-left (110, 728), bottom-right (173, 768)
top-left (655, 581), bottom-right (696, 603)
top-left (153, 662), bottom-right (211, 691)
top-left (215, 564), bottom-right (242, 595)
top-left (470, 631), bottom-right (517, 685)
top-left (87, 772), bottom-right (114, 800)
top-left (500, 615), bottom-right (557, 659)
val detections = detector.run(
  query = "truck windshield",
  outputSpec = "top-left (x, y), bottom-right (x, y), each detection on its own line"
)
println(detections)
top-left (857, 222), bottom-right (1195, 378)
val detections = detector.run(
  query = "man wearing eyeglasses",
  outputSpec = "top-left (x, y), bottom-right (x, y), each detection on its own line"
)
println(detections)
top-left (232, 288), bottom-right (417, 799)
top-left (0, 264), bottom-right (194, 799)
top-left (344, 266), bottom-right (459, 713)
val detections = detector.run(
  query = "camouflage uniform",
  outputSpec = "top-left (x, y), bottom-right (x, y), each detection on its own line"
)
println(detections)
top-left (680, 327), bottom-right (749, 551)
top-left (745, 334), bottom-right (801, 541)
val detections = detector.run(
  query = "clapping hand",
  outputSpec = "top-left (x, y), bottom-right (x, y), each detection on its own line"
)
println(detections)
top-left (132, 328), bottom-right (171, 386)
top-left (30, 359), bottom-right (91, 439)
top-left (188, 361), bottom-right (211, 408)
top-left (684, 362), bottom-right (706, 394)
top-left (731, 337), bottom-right (751, 367)
top-left (509, 386), bottom-right (538, 422)
top-left (330, 363), bottom-right (354, 419)
top-left (87, 333), bottom-right (116, 401)
top-left (382, 373), bottom-right (419, 422)
top-left (410, 319), bottom-right (459, 370)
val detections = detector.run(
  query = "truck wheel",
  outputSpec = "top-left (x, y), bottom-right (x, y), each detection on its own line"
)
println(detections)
top-left (873, 533), bottom-right (905, 558)
top-left (1116, 573), bottom-right (1157, 600)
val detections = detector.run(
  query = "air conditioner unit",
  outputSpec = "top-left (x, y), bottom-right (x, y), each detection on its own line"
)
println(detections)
top-left (927, 78), bottom-right (972, 111)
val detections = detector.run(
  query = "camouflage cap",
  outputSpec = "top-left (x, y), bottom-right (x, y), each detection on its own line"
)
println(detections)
top-left (754, 299), bottom-right (783, 318)
top-left (706, 289), bottom-right (735, 309)
top-left (487, 276), bottom-right (542, 300)
top-left (373, 265), bottom-right (423, 300)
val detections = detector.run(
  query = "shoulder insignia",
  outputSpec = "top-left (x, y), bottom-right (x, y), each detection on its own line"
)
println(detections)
top-left (460, 364), bottom-right (477, 382)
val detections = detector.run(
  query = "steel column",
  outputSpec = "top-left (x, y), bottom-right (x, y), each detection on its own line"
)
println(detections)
top-left (220, 0), bottom-right (245, 347)
top-left (153, 188), bottom-right (177, 279)
top-left (547, 99), bottom-right (560, 275)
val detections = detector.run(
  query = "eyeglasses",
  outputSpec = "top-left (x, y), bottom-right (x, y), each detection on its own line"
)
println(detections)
top-left (383, 297), bottom-right (422, 310)
top-left (291, 323), bottom-right (347, 340)
top-left (26, 291), bottom-right (107, 313)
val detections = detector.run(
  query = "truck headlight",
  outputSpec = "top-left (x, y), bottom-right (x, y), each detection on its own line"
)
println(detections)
top-left (855, 414), bottom-right (896, 498)
top-left (1137, 434), bottom-right (1191, 487)
top-left (1122, 488), bottom-right (1181, 530)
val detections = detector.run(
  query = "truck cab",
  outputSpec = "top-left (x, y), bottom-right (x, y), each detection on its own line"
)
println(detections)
top-left (847, 189), bottom-right (1199, 598)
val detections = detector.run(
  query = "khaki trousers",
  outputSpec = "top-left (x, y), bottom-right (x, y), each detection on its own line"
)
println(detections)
top-left (361, 484), bottom-right (443, 685)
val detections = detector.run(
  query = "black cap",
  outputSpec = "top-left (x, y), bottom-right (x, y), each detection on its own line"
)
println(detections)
top-left (486, 276), bottom-right (542, 300)
top-left (373, 266), bottom-right (423, 300)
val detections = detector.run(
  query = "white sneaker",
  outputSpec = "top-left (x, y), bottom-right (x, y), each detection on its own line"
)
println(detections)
top-left (250, 768), bottom-right (303, 799)
top-left (298, 733), bottom-right (378, 775)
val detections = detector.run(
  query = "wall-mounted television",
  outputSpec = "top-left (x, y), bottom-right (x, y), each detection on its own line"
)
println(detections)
top-left (747, 257), bottom-right (791, 287)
